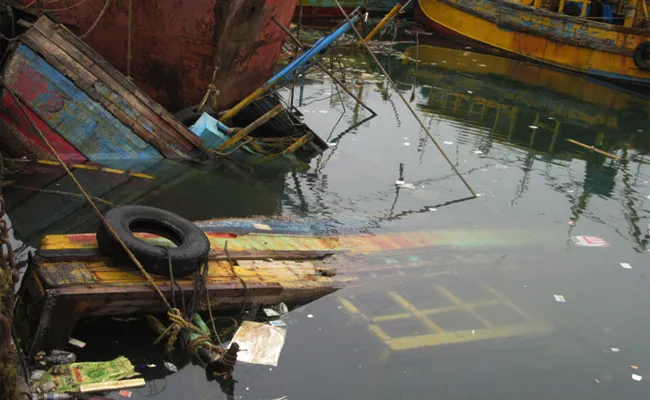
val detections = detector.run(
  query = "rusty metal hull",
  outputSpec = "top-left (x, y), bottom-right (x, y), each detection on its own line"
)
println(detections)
top-left (14, 1), bottom-right (295, 112)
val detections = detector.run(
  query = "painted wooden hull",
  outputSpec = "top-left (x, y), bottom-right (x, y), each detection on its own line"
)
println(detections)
top-left (14, 0), bottom-right (295, 112)
top-left (0, 17), bottom-right (209, 164)
top-left (415, 0), bottom-right (650, 85)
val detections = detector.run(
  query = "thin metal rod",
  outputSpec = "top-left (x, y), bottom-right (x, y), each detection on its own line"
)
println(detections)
top-left (333, 0), bottom-right (476, 198)
top-left (271, 16), bottom-right (377, 117)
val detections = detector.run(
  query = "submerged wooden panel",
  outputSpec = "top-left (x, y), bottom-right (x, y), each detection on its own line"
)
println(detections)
top-left (4, 45), bottom-right (162, 161)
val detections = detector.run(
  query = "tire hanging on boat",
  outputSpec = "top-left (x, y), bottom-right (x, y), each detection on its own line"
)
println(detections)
top-left (96, 205), bottom-right (210, 277)
top-left (633, 41), bottom-right (650, 71)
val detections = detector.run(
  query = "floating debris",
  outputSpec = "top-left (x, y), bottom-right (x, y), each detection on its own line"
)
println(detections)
top-left (632, 365), bottom-right (639, 370)
top-left (68, 338), bottom-right (86, 349)
top-left (472, 150), bottom-right (483, 155)
top-left (443, 141), bottom-right (454, 145)
top-left (429, 208), bottom-right (437, 212)
top-left (620, 263), bottom-right (632, 269)
top-left (529, 125), bottom-right (539, 129)
top-left (164, 361), bottom-right (178, 373)
top-left (231, 321), bottom-right (287, 367)
top-left (467, 90), bottom-right (473, 94)
top-left (327, 142), bottom-right (337, 147)
top-left (633, 374), bottom-right (643, 382)
top-left (307, 314), bottom-right (314, 319)
top-left (611, 347), bottom-right (621, 352)
top-left (404, 142), bottom-right (411, 146)
top-left (594, 378), bottom-right (600, 384)
top-left (253, 223), bottom-right (273, 231)
top-left (553, 294), bottom-right (566, 303)
top-left (571, 236), bottom-right (609, 248)
top-left (119, 390), bottom-right (133, 398)
top-left (395, 180), bottom-right (405, 185)
top-left (397, 183), bottom-right (416, 189)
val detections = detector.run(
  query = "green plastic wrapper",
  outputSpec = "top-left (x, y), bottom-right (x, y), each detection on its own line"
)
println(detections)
top-left (33, 356), bottom-right (139, 393)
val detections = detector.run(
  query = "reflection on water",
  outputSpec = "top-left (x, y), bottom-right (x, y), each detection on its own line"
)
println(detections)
top-left (6, 37), bottom-right (650, 399)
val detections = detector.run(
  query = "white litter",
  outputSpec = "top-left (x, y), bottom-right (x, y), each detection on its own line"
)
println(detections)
top-left (548, 117), bottom-right (555, 120)
top-left (478, 64), bottom-right (486, 67)
top-left (327, 142), bottom-right (337, 147)
top-left (395, 180), bottom-right (405, 185)
top-left (571, 236), bottom-right (609, 247)
top-left (467, 90), bottom-right (473, 94)
top-left (164, 362), bottom-right (178, 373)
top-left (231, 321), bottom-right (287, 367)
top-left (472, 150), bottom-right (483, 155)
top-left (429, 208), bottom-right (437, 212)
top-left (319, 110), bottom-right (328, 114)
top-left (529, 125), bottom-right (539, 129)
top-left (397, 183), bottom-right (416, 189)
top-left (307, 314), bottom-right (314, 319)
top-left (443, 141), bottom-right (454, 145)
top-left (264, 308), bottom-right (281, 318)
top-left (69, 338), bottom-right (86, 348)
top-left (633, 374), bottom-right (643, 381)
top-left (620, 263), bottom-right (632, 269)
top-left (476, 193), bottom-right (484, 197)
top-left (404, 142), bottom-right (411, 146)
top-left (611, 348), bottom-right (621, 352)
top-left (553, 294), bottom-right (566, 303)
top-left (253, 223), bottom-right (273, 231)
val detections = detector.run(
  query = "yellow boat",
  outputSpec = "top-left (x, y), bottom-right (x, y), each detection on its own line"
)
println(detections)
top-left (415, 0), bottom-right (650, 85)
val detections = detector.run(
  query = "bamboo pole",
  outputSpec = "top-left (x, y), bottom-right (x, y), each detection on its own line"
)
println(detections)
top-left (333, 0), bottom-right (477, 198)
top-left (271, 16), bottom-right (377, 117)
top-left (214, 104), bottom-right (284, 152)
top-left (363, 2), bottom-right (404, 42)
top-left (566, 139), bottom-right (620, 159)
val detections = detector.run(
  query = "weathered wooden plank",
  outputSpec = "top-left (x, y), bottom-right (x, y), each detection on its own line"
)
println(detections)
top-left (32, 18), bottom-right (206, 150)
top-left (5, 45), bottom-right (163, 161)
top-left (19, 33), bottom-right (179, 158)
top-left (22, 28), bottom-right (191, 158)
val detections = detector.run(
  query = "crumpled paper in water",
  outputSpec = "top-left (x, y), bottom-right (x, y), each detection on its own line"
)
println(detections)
top-left (231, 321), bottom-right (287, 366)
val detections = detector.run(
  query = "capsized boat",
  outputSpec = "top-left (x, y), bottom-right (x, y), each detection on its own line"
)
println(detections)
top-left (0, 16), bottom-right (327, 165)
top-left (9, 0), bottom-right (296, 112)
top-left (415, 0), bottom-right (650, 86)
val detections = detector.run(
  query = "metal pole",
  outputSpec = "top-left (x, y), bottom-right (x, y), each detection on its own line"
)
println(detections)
top-left (333, 0), bottom-right (477, 198)
top-left (271, 16), bottom-right (377, 117)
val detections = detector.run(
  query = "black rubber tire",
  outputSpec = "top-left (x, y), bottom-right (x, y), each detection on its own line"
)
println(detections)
top-left (633, 41), bottom-right (650, 71)
top-left (96, 205), bottom-right (210, 277)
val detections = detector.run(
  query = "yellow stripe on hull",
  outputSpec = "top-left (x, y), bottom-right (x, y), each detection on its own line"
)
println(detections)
top-left (416, 0), bottom-right (650, 84)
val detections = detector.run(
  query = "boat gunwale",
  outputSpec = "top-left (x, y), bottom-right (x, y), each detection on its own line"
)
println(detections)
top-left (420, 0), bottom-right (650, 56)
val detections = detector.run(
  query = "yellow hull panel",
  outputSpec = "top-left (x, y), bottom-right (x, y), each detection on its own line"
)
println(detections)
top-left (416, 0), bottom-right (650, 83)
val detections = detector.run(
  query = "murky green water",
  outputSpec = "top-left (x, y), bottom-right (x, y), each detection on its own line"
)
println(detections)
top-left (7, 35), bottom-right (650, 399)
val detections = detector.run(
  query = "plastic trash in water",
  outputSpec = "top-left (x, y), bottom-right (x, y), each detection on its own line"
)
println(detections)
top-left (404, 142), bottom-right (411, 146)
top-left (472, 150), bottom-right (483, 155)
top-left (119, 390), bottom-right (133, 398)
top-left (30, 370), bottom-right (46, 381)
top-left (395, 180), bottom-right (405, 185)
top-left (307, 314), bottom-right (314, 319)
top-left (443, 141), bottom-right (454, 145)
top-left (264, 308), bottom-right (281, 319)
top-left (467, 90), bottom-right (473, 94)
top-left (68, 338), bottom-right (86, 349)
top-left (269, 320), bottom-right (287, 328)
top-left (633, 374), bottom-right (643, 382)
top-left (164, 362), bottom-right (178, 373)
top-left (611, 347), bottom-right (621, 352)
top-left (231, 321), bottom-right (287, 367)
top-left (553, 294), bottom-right (566, 303)
top-left (529, 125), bottom-right (539, 129)
top-left (397, 183), bottom-right (416, 189)
top-left (620, 263), bottom-right (632, 269)
top-left (36, 350), bottom-right (76, 365)
top-left (571, 236), bottom-right (609, 248)
top-left (631, 365), bottom-right (639, 370)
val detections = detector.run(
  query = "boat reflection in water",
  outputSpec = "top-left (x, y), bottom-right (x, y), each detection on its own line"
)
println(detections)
top-left (401, 43), bottom-right (650, 155)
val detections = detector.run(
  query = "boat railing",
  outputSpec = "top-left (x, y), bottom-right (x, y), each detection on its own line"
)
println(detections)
top-left (522, 0), bottom-right (649, 28)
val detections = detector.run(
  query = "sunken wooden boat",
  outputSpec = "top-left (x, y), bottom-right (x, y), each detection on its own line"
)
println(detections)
top-left (16, 211), bottom-right (539, 353)
top-left (0, 16), bottom-right (326, 165)
top-left (415, 0), bottom-right (650, 86)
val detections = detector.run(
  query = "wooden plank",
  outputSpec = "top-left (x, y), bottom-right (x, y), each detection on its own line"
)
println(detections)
top-left (21, 29), bottom-right (188, 158)
top-left (19, 33), bottom-right (179, 158)
top-left (28, 19), bottom-right (198, 153)
top-left (5, 46), bottom-right (163, 161)
top-left (31, 18), bottom-right (206, 151)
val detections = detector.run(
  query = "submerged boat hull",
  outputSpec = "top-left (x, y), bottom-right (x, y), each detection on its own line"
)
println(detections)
top-left (415, 0), bottom-right (650, 86)
top-left (13, 0), bottom-right (295, 112)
